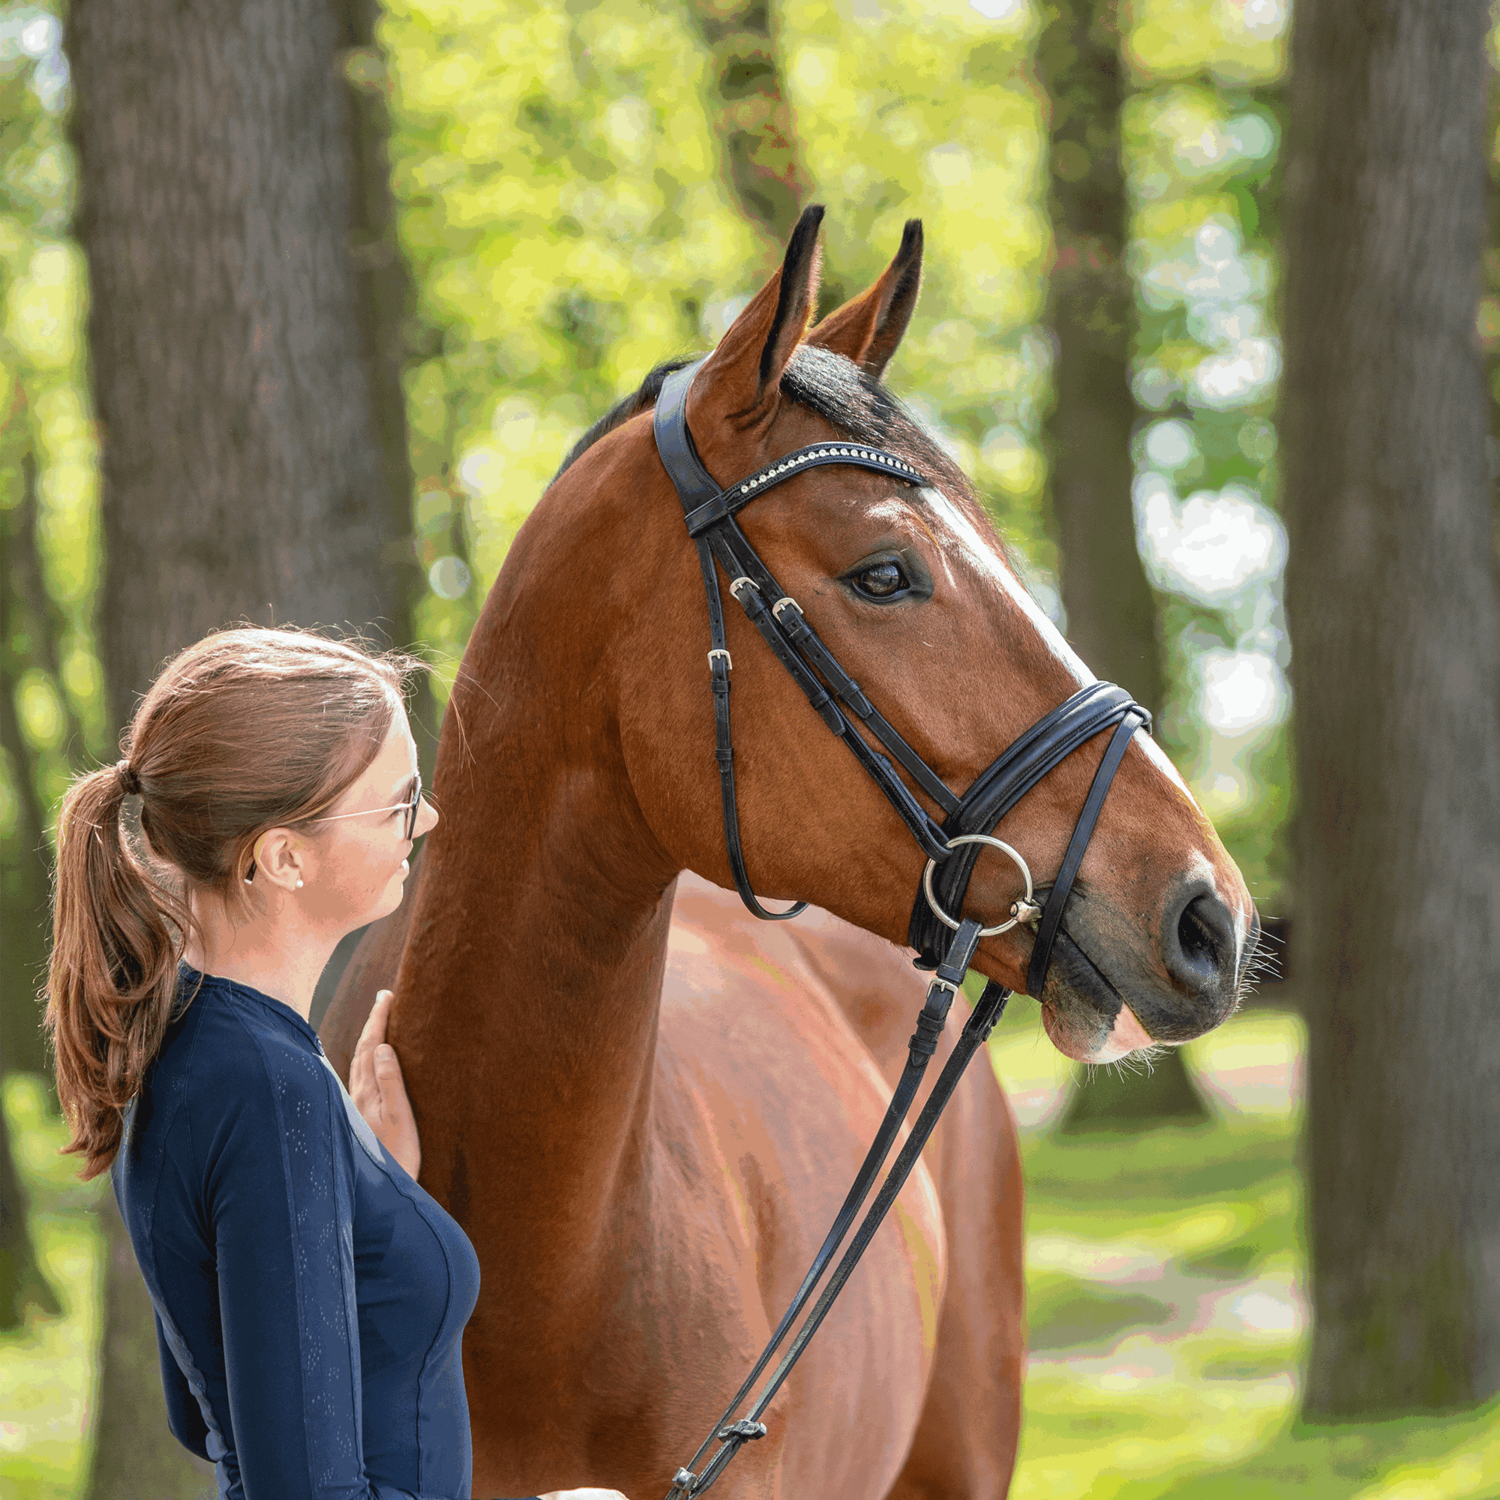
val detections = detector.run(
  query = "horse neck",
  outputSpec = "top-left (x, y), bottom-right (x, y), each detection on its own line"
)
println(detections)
top-left (397, 479), bottom-right (684, 1251)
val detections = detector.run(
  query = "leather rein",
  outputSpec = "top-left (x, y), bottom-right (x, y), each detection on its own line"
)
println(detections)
top-left (652, 358), bottom-right (1149, 1497)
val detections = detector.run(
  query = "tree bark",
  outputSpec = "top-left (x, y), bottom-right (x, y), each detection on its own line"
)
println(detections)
top-left (66, 0), bottom-right (418, 1489)
top-left (1, 1094), bottom-right (61, 1328)
top-left (1036, 0), bottom-right (1202, 1130)
top-left (686, 0), bottom-right (809, 249)
top-left (1, 460), bottom-right (58, 1082)
top-left (1282, 0), bottom-right (1500, 1417)
top-left (70, 0), bottom-right (412, 700)
top-left (1035, 0), bottom-right (1165, 715)
top-left (1487, 46), bottom-right (1500, 478)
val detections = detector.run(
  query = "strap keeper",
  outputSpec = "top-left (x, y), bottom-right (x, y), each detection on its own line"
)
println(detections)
top-left (907, 982), bottom-right (955, 1061)
top-left (717, 1419), bottom-right (767, 1443)
top-left (685, 495), bottom-right (730, 536)
top-left (936, 917), bottom-right (984, 988)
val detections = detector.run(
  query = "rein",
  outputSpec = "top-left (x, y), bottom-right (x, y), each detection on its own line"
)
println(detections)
top-left (652, 359), bottom-right (1149, 1496)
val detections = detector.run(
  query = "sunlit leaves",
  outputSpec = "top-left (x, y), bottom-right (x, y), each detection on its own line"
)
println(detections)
top-left (1, 0), bottom-right (102, 848)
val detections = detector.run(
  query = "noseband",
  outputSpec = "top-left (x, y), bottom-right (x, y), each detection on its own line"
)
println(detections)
top-left (652, 358), bottom-right (1149, 1498)
top-left (653, 357), bottom-right (1149, 998)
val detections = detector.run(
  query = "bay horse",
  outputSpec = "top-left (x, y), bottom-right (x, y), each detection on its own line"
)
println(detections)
top-left (322, 209), bottom-right (1255, 1500)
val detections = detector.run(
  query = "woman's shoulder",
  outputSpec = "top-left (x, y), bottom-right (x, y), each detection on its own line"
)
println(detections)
top-left (155, 971), bottom-right (339, 1123)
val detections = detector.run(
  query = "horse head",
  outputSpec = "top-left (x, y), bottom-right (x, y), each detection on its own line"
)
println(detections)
top-left (523, 206), bottom-right (1257, 1064)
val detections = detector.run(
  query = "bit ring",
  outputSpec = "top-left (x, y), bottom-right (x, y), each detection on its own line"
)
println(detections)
top-left (921, 834), bottom-right (1039, 936)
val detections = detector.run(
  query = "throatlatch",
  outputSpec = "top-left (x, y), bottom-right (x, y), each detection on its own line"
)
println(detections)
top-left (652, 357), bottom-right (1149, 1498)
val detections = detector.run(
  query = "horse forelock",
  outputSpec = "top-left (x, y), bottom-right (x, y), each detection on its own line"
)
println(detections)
top-left (548, 344), bottom-right (1023, 587)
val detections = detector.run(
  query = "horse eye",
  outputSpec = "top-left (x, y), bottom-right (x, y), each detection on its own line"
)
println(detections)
top-left (853, 560), bottom-right (910, 600)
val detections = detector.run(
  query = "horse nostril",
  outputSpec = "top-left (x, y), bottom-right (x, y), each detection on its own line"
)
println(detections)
top-left (1166, 891), bottom-right (1237, 998)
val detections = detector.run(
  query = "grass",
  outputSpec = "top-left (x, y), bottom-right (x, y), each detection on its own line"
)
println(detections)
top-left (1, 1073), bottom-right (105, 1500)
top-left (991, 1002), bottom-right (1500, 1498)
top-left (3, 1008), bottom-right (1498, 1498)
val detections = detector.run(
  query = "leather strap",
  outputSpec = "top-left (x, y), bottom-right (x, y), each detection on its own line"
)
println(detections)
top-left (653, 360), bottom-right (1152, 985)
top-left (667, 927), bottom-right (1011, 1499)
top-left (683, 442), bottom-right (924, 536)
top-left (908, 684), bottom-right (1150, 975)
top-left (666, 919), bottom-right (983, 1500)
top-left (657, 364), bottom-right (807, 920)
top-left (651, 356), bottom-right (1152, 1498)
top-left (655, 361), bottom-right (952, 877)
top-left (1025, 706), bottom-right (1148, 999)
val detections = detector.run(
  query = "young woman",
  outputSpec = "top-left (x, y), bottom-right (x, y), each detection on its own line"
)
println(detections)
top-left (46, 626), bottom-right (627, 1500)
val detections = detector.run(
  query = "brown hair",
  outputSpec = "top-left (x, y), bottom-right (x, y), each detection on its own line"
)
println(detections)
top-left (46, 626), bottom-right (420, 1179)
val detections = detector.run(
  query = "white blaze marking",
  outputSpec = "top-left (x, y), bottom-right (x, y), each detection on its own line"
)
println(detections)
top-left (916, 486), bottom-right (1094, 684)
top-left (1137, 727), bottom-right (1193, 799)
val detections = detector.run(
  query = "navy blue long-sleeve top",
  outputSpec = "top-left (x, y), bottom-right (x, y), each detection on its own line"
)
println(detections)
top-left (112, 969), bottom-right (483, 1500)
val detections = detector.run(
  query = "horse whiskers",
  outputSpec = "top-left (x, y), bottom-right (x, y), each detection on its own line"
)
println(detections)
top-left (1077, 1042), bottom-right (1168, 1084)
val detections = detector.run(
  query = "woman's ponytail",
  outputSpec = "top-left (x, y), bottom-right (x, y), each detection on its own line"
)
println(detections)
top-left (47, 761), bottom-right (189, 1179)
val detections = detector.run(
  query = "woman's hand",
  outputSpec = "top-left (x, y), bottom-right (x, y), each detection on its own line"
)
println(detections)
top-left (538, 1491), bottom-right (630, 1500)
top-left (349, 990), bottom-right (422, 1179)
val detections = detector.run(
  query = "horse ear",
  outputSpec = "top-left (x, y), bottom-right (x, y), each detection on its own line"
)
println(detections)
top-left (687, 205), bottom-right (824, 439)
top-left (806, 219), bottom-right (923, 379)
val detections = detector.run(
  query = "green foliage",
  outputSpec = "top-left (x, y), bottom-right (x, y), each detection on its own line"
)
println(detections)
top-left (378, 0), bottom-right (1062, 689)
top-left (1, 0), bottom-right (1304, 913)
top-left (1, 0), bottom-right (102, 842)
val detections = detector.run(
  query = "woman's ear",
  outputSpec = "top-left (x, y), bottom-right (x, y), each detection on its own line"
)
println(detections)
top-left (806, 219), bottom-right (923, 379)
top-left (685, 204), bottom-right (825, 450)
top-left (252, 829), bottom-right (304, 892)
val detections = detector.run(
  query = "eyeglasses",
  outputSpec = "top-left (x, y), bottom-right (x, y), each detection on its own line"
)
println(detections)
top-left (306, 773), bottom-right (424, 841)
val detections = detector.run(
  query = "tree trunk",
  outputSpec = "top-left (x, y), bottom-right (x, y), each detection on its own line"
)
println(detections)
top-left (1035, 0), bottom-right (1165, 715)
top-left (337, 0), bottom-right (438, 751)
top-left (1282, 0), bottom-right (1500, 1417)
top-left (1036, 0), bottom-right (1202, 1130)
top-left (2, 452), bottom-right (76, 1082)
top-left (66, 0), bottom-right (417, 1489)
top-left (1057, 1049), bottom-right (1211, 1133)
top-left (91, 1194), bottom-right (219, 1497)
top-left (70, 0), bottom-right (412, 699)
top-left (686, 0), bottom-right (809, 248)
top-left (1487, 46), bottom-right (1500, 482)
top-left (0, 1095), bottom-right (61, 1328)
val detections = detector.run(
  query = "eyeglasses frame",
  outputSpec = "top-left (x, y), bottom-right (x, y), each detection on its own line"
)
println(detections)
top-left (304, 772), bottom-right (424, 842)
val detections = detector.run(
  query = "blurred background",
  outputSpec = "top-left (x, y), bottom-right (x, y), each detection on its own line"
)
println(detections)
top-left (2, 0), bottom-right (1498, 1494)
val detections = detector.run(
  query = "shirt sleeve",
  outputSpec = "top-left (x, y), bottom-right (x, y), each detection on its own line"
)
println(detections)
top-left (196, 1031), bottom-right (444, 1500)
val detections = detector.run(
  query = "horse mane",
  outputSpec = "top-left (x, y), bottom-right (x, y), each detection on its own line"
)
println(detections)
top-left (552, 346), bottom-right (977, 512)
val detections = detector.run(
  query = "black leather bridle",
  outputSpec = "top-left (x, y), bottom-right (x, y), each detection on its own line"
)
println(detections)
top-left (652, 358), bottom-right (1150, 1497)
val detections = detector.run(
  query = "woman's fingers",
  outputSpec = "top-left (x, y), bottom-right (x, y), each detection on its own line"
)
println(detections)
top-left (538, 1491), bottom-right (630, 1500)
top-left (349, 991), bottom-right (422, 1179)
top-left (349, 990), bottom-right (395, 1120)
top-left (373, 1040), bottom-right (405, 1095)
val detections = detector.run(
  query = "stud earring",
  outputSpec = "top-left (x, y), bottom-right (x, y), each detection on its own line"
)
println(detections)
top-left (295, 878), bottom-right (304, 889)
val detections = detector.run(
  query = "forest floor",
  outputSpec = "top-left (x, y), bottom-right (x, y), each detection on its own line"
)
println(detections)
top-left (4, 1008), bottom-right (1498, 1499)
